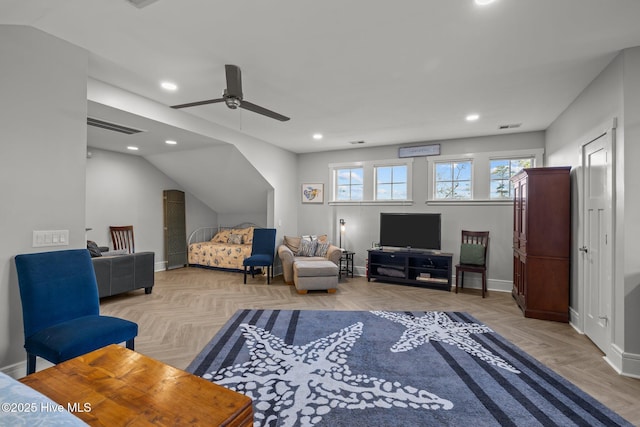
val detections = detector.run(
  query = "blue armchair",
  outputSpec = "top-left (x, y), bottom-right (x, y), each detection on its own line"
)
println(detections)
top-left (15, 249), bottom-right (138, 375)
top-left (243, 228), bottom-right (277, 284)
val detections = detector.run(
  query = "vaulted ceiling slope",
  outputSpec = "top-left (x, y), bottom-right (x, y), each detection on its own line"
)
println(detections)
top-left (145, 144), bottom-right (272, 216)
top-left (3, 1), bottom-right (640, 153)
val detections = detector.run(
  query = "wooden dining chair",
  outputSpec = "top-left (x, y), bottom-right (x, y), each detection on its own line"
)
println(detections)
top-left (110, 225), bottom-right (135, 254)
top-left (455, 230), bottom-right (490, 298)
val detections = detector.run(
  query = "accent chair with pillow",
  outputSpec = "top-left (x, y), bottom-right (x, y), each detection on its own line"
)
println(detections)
top-left (455, 230), bottom-right (490, 298)
top-left (277, 235), bottom-right (342, 284)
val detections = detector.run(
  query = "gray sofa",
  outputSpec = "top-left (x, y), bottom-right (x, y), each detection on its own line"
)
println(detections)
top-left (92, 252), bottom-right (154, 298)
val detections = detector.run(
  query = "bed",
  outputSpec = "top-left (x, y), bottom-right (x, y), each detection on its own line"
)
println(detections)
top-left (187, 223), bottom-right (258, 271)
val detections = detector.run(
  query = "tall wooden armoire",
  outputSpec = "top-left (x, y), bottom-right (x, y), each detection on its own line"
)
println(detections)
top-left (510, 167), bottom-right (571, 322)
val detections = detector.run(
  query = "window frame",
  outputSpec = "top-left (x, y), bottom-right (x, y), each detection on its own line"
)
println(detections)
top-left (329, 158), bottom-right (413, 205)
top-left (488, 156), bottom-right (534, 200)
top-left (426, 148), bottom-right (544, 205)
top-left (335, 166), bottom-right (364, 202)
top-left (433, 159), bottom-right (474, 200)
top-left (374, 163), bottom-right (409, 201)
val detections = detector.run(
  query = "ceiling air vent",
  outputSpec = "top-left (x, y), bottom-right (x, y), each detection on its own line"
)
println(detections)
top-left (498, 123), bottom-right (522, 130)
top-left (87, 117), bottom-right (144, 135)
top-left (125, 0), bottom-right (160, 8)
top-left (348, 140), bottom-right (366, 145)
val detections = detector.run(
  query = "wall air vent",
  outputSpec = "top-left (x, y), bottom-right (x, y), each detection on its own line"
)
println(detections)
top-left (498, 123), bottom-right (522, 130)
top-left (87, 117), bottom-right (144, 135)
top-left (125, 0), bottom-right (160, 8)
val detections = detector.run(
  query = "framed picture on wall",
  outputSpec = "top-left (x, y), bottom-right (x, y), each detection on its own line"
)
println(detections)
top-left (301, 183), bottom-right (324, 204)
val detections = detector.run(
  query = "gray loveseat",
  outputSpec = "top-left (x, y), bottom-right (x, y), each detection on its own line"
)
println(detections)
top-left (92, 252), bottom-right (154, 298)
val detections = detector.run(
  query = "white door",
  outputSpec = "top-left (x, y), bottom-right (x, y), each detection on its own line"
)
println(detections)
top-left (581, 131), bottom-right (613, 352)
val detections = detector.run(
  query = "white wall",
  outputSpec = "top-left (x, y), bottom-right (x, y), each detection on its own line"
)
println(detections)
top-left (0, 26), bottom-right (88, 370)
top-left (85, 148), bottom-right (218, 269)
top-left (546, 46), bottom-right (640, 376)
top-left (619, 48), bottom-right (640, 364)
top-left (297, 132), bottom-right (545, 291)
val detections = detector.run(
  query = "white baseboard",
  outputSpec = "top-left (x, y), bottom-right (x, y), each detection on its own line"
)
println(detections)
top-left (1, 357), bottom-right (54, 380)
top-left (606, 343), bottom-right (640, 378)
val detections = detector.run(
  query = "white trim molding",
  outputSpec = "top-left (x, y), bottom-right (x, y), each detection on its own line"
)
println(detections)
top-left (605, 343), bottom-right (640, 379)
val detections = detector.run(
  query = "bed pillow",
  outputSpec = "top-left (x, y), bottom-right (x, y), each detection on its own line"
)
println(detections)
top-left (228, 233), bottom-right (243, 245)
top-left (298, 239), bottom-right (318, 257)
top-left (242, 227), bottom-right (255, 245)
top-left (460, 243), bottom-right (485, 265)
top-left (212, 229), bottom-right (232, 244)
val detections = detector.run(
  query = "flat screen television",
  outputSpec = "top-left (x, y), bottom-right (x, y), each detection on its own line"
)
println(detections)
top-left (379, 213), bottom-right (441, 251)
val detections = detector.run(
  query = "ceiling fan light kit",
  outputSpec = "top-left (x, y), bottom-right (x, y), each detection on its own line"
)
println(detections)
top-left (171, 64), bottom-right (290, 121)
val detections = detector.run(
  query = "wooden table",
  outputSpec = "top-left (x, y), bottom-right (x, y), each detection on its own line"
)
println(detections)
top-left (19, 344), bottom-right (253, 427)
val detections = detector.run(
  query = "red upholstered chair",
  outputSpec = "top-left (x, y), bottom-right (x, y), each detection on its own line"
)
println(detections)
top-left (455, 230), bottom-right (489, 298)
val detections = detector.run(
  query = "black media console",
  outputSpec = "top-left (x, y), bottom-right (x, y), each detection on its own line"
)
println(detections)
top-left (367, 248), bottom-right (453, 291)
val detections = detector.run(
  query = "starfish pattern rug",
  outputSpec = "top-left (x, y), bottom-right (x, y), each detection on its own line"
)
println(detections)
top-left (187, 309), bottom-right (631, 427)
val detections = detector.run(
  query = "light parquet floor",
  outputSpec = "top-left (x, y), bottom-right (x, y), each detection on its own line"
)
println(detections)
top-left (99, 267), bottom-right (640, 424)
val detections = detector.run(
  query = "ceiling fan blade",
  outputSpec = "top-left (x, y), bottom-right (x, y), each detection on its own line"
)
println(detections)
top-left (240, 100), bottom-right (290, 122)
top-left (225, 64), bottom-right (243, 98)
top-left (171, 98), bottom-right (225, 109)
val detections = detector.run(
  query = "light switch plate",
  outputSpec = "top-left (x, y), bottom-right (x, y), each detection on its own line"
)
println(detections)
top-left (33, 230), bottom-right (69, 247)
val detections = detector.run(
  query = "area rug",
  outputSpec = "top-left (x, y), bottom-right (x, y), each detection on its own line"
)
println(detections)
top-left (187, 309), bottom-right (631, 427)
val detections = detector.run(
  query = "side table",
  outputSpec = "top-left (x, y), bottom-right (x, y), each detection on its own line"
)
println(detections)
top-left (340, 251), bottom-right (355, 278)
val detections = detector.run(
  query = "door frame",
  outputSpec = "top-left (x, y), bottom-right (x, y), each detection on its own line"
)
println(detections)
top-left (576, 118), bottom-right (616, 352)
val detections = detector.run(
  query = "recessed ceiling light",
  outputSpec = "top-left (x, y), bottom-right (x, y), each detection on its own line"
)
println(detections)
top-left (165, 140), bottom-right (177, 145)
top-left (127, 146), bottom-right (139, 151)
top-left (475, 0), bottom-right (496, 5)
top-left (312, 133), bottom-right (323, 140)
top-left (466, 113), bottom-right (480, 121)
top-left (161, 81), bottom-right (178, 91)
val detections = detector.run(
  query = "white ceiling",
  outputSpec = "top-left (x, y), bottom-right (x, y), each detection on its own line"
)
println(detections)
top-left (3, 0), bottom-right (640, 154)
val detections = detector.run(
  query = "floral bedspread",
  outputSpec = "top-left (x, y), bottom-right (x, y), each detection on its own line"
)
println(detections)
top-left (188, 242), bottom-right (252, 270)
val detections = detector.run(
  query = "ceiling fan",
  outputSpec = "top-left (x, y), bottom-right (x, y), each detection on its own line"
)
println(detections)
top-left (171, 64), bottom-right (290, 122)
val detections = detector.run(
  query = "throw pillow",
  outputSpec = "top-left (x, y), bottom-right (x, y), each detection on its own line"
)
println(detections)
top-left (283, 235), bottom-right (301, 253)
top-left (460, 243), bottom-right (485, 265)
top-left (228, 233), bottom-right (243, 245)
top-left (315, 241), bottom-right (330, 257)
top-left (298, 239), bottom-right (318, 257)
top-left (87, 240), bottom-right (102, 257)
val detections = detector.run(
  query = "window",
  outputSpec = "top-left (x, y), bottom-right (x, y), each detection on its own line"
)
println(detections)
top-left (329, 158), bottom-right (413, 204)
top-left (376, 165), bottom-right (407, 200)
top-left (489, 158), bottom-right (533, 199)
top-left (335, 167), bottom-right (363, 201)
top-left (427, 148), bottom-right (543, 203)
top-left (434, 160), bottom-right (472, 199)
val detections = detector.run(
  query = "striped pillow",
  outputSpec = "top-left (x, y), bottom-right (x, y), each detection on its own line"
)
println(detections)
top-left (297, 239), bottom-right (318, 257)
top-left (315, 242), bottom-right (330, 257)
